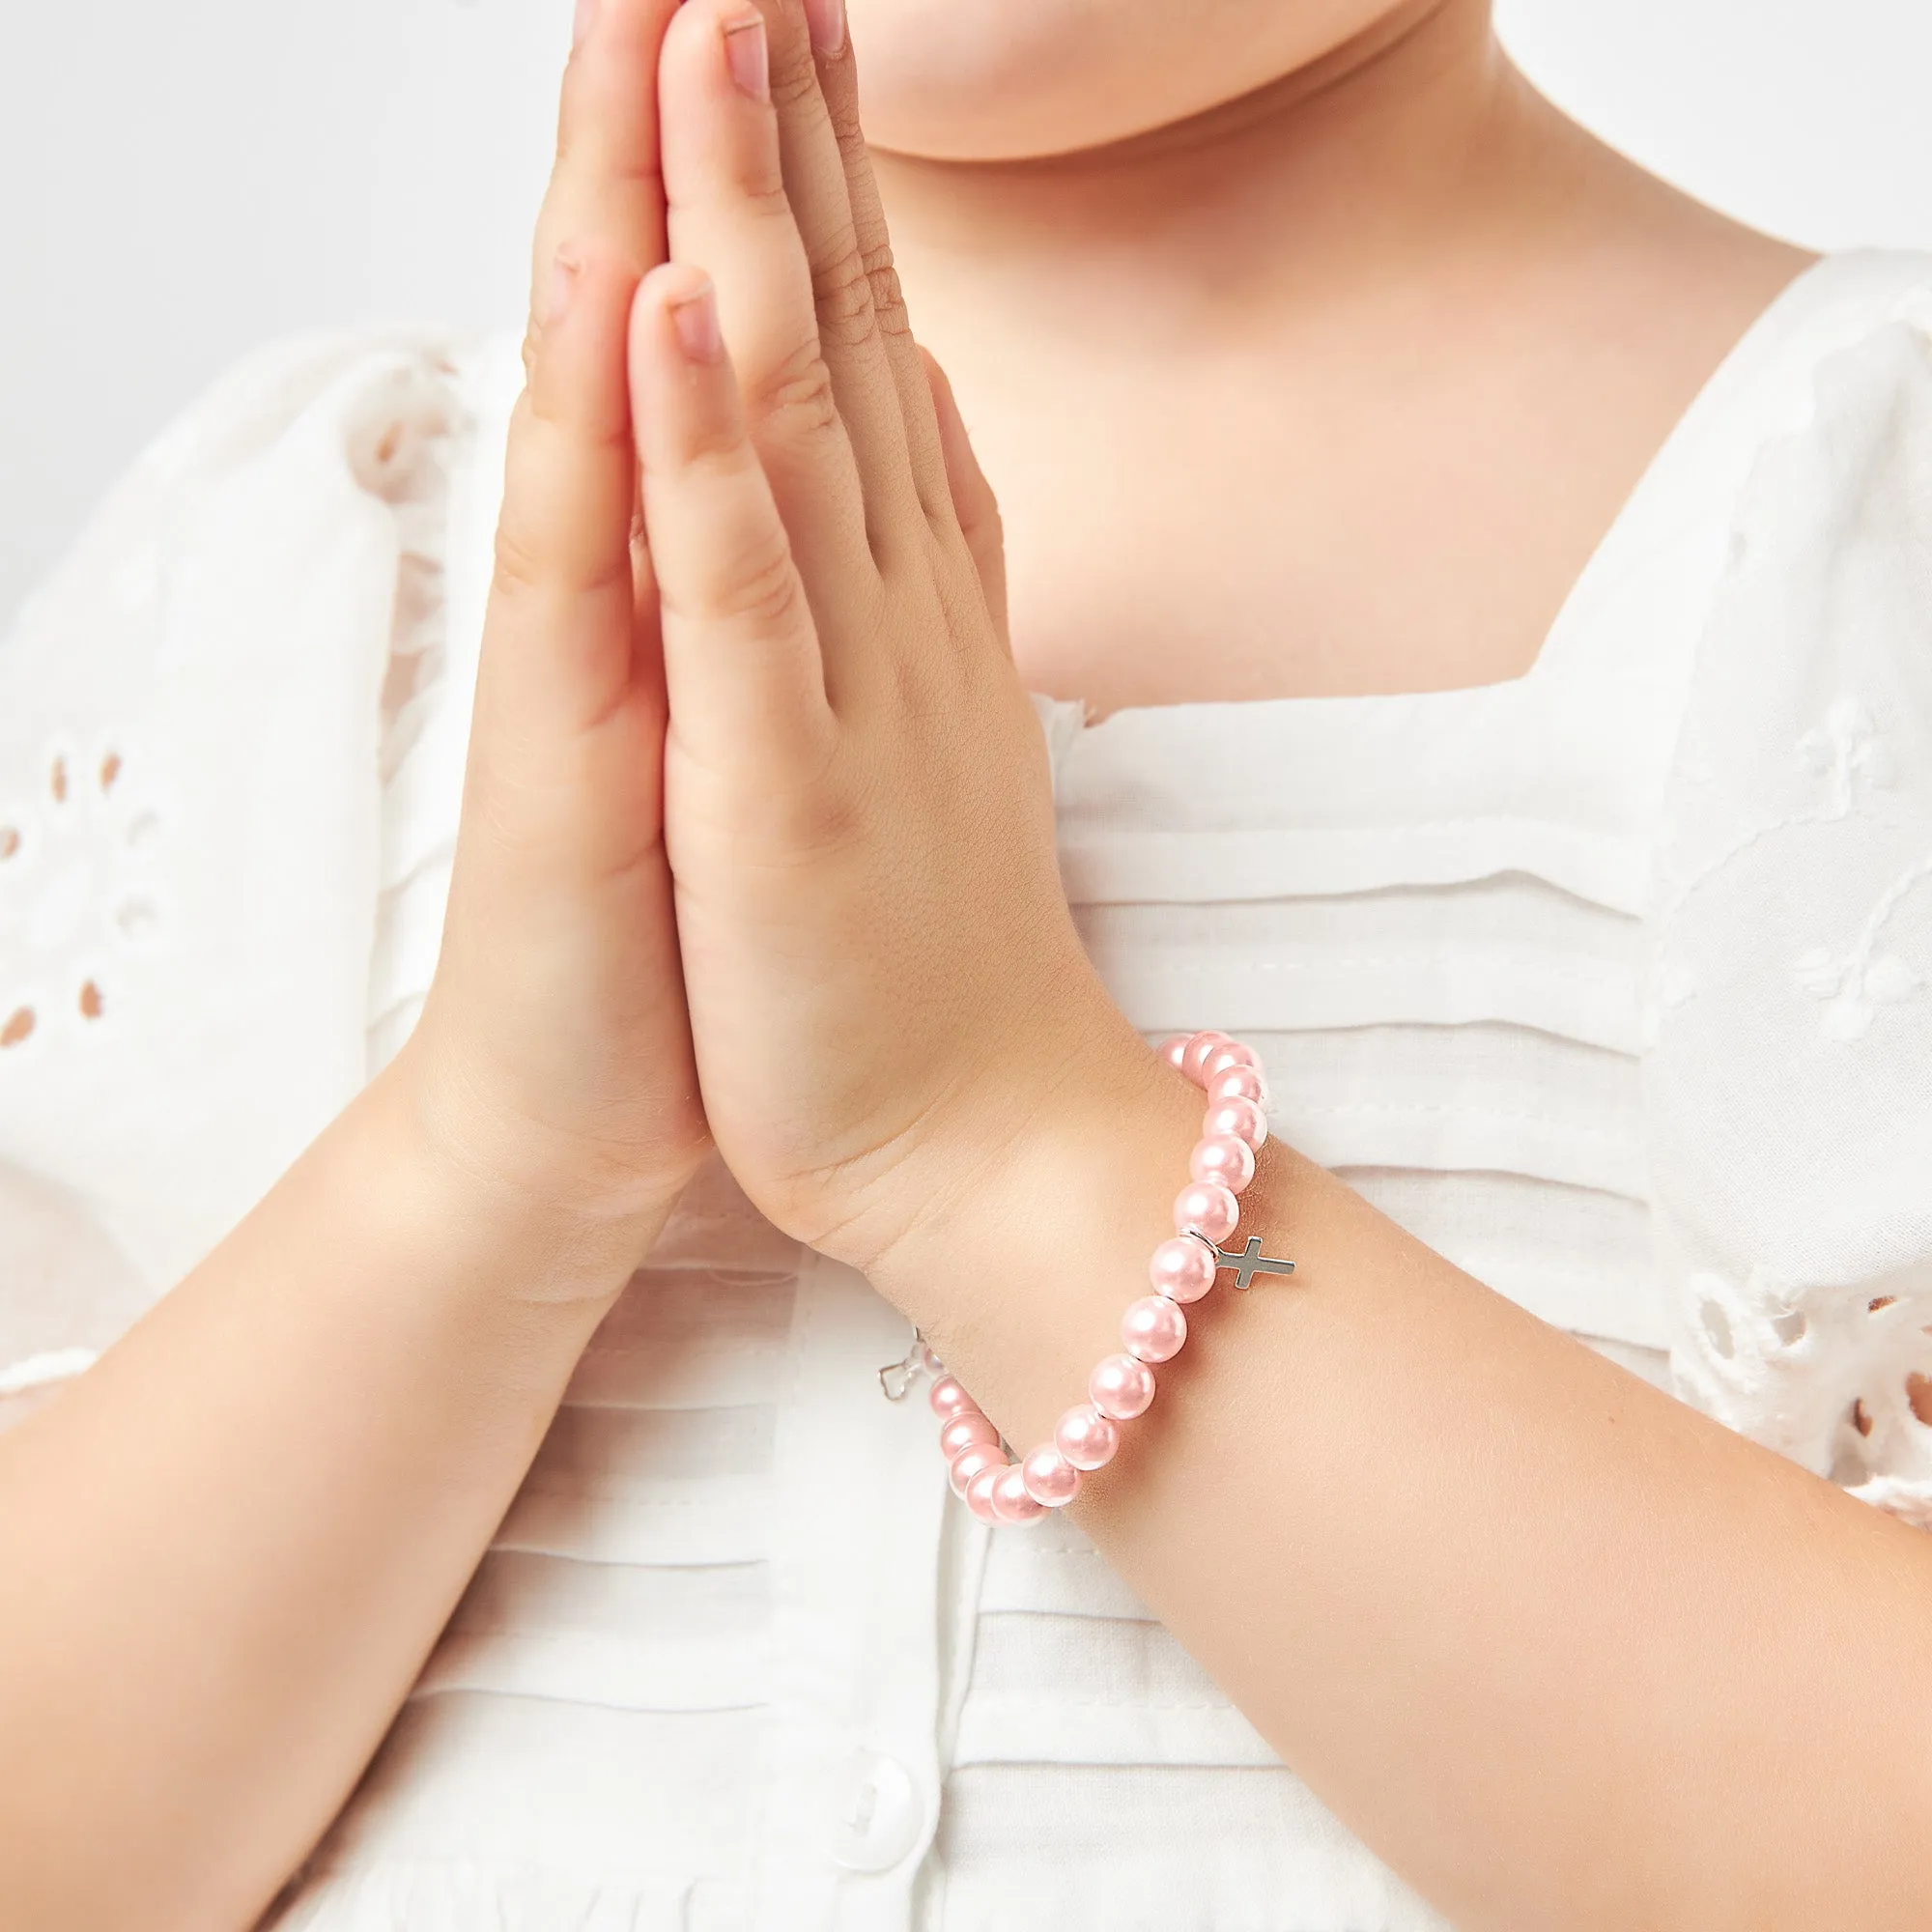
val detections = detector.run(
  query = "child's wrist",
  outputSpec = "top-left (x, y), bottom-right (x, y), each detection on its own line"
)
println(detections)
top-left (365, 1046), bottom-right (700, 1307)
top-left (859, 1014), bottom-right (1198, 1336)
top-left (858, 1031), bottom-right (1293, 1504)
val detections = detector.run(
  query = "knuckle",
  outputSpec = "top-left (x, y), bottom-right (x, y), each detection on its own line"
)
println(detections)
top-left (494, 519), bottom-right (635, 610)
top-left (812, 242), bottom-right (877, 351)
top-left (824, 85), bottom-right (867, 156)
top-left (578, 551), bottom-right (640, 602)
top-left (660, 384), bottom-right (755, 469)
top-left (863, 242), bottom-right (911, 341)
top-left (552, 100), bottom-right (666, 198)
top-left (491, 521), bottom-right (549, 603)
top-left (672, 526), bottom-right (804, 635)
top-left (675, 173), bottom-right (792, 244)
top-left (722, 540), bottom-right (806, 631)
top-left (614, 154), bottom-right (666, 196)
top-left (738, 174), bottom-right (794, 225)
top-left (768, 39), bottom-right (823, 113)
top-left (745, 341), bottom-right (842, 442)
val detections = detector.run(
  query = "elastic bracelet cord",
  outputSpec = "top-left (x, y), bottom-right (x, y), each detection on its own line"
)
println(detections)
top-left (880, 1031), bottom-right (1294, 1527)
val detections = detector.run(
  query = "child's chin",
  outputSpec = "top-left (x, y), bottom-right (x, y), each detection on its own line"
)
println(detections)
top-left (851, 0), bottom-right (1403, 166)
top-left (847, 2), bottom-right (1108, 161)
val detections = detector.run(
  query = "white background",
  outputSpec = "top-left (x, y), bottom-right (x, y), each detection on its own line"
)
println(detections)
top-left (3, 0), bottom-right (1930, 633)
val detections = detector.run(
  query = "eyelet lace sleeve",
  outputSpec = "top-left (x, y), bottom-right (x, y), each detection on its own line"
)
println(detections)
top-left (0, 329), bottom-right (469, 1394)
top-left (1648, 302), bottom-right (1932, 1522)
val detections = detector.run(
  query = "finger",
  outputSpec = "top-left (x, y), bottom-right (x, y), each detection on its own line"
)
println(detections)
top-left (810, 23), bottom-right (954, 529)
top-left (631, 265), bottom-right (832, 775)
top-left (658, 0), bottom-right (874, 612)
top-left (525, 0), bottom-right (680, 372)
top-left (472, 243), bottom-right (669, 895)
top-left (489, 243), bottom-right (651, 744)
top-left (920, 348), bottom-right (1009, 653)
top-left (743, 0), bottom-right (923, 552)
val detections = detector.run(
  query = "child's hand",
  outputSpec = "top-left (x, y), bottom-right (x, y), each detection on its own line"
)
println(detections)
top-left (634, 0), bottom-right (1149, 1278)
top-left (399, 0), bottom-right (708, 1245)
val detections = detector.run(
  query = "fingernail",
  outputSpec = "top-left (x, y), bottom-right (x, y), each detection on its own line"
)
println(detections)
top-left (804, 0), bottom-right (845, 58)
top-left (669, 278), bottom-right (723, 363)
top-left (573, 0), bottom-right (598, 47)
top-left (547, 247), bottom-right (583, 326)
top-left (723, 14), bottom-right (770, 100)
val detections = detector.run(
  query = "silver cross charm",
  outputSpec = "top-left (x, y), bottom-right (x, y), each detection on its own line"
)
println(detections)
top-left (1209, 1234), bottom-right (1296, 1291)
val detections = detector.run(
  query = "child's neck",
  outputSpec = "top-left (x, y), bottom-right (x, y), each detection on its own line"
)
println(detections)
top-left (872, 0), bottom-right (1810, 712)
top-left (874, 0), bottom-right (1520, 356)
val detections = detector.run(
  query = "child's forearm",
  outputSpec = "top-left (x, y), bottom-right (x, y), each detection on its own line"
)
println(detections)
top-left (0, 1061), bottom-right (671, 1932)
top-left (880, 1048), bottom-right (1932, 1931)
top-left (0, 9), bottom-right (716, 1921)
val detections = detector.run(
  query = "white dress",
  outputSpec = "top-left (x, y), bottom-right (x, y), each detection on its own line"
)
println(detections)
top-left (4, 250), bottom-right (1932, 1929)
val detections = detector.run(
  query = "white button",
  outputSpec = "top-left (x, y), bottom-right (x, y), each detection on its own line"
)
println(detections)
top-left (825, 1747), bottom-right (923, 1873)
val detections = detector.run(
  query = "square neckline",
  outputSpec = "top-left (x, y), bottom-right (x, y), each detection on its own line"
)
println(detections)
top-left (1055, 250), bottom-right (1842, 737)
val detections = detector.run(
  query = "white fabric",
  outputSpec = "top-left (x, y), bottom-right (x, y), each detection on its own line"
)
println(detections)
top-left (1646, 286), bottom-right (1932, 1520)
top-left (5, 250), bottom-right (1932, 1928)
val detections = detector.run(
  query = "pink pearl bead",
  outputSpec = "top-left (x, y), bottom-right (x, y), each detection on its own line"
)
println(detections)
top-left (928, 1376), bottom-right (977, 1421)
top-left (1204, 1040), bottom-right (1261, 1079)
top-left (1175, 1180), bottom-right (1239, 1243)
top-left (950, 1444), bottom-right (1004, 1499)
top-left (1122, 1294), bottom-right (1187, 1364)
top-left (964, 1463), bottom-right (1006, 1523)
top-left (992, 1464), bottom-right (1049, 1523)
top-left (1090, 1352), bottom-right (1157, 1421)
top-left (1190, 1133), bottom-right (1256, 1194)
top-left (918, 1342), bottom-right (946, 1376)
top-left (1180, 1031), bottom-right (1232, 1086)
top-left (1021, 1444), bottom-right (1082, 1508)
top-left (1206, 1095), bottom-right (1268, 1152)
top-left (1055, 1403), bottom-right (1121, 1471)
top-left (1149, 1235), bottom-right (1216, 1304)
top-left (1208, 1064), bottom-right (1267, 1109)
top-left (1159, 1035), bottom-right (1192, 1071)
top-left (939, 1412), bottom-right (1000, 1462)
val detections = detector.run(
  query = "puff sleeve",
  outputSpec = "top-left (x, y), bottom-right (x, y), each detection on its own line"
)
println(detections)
top-left (0, 330), bottom-right (469, 1392)
top-left (1648, 303), bottom-right (1932, 1521)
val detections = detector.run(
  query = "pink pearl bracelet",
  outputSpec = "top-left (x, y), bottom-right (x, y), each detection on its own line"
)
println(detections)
top-left (883, 1031), bottom-right (1295, 1527)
